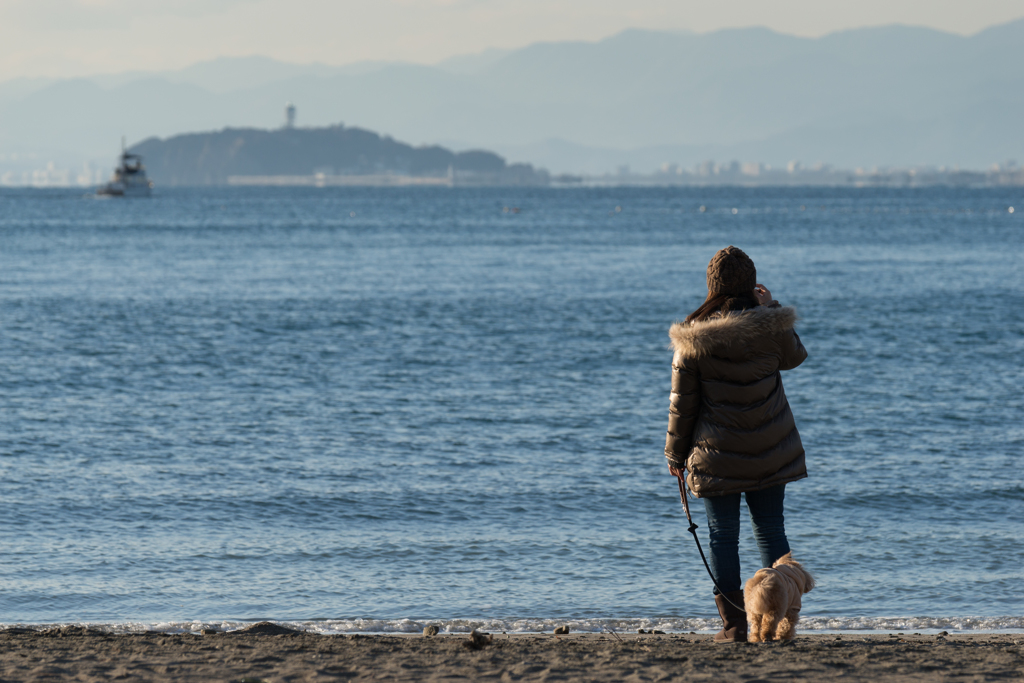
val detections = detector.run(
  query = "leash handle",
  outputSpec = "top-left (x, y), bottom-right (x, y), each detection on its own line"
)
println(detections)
top-left (676, 473), bottom-right (746, 613)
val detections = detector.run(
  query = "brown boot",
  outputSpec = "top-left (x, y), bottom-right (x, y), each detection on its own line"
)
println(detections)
top-left (714, 591), bottom-right (747, 643)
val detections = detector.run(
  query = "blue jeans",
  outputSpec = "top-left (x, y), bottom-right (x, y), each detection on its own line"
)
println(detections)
top-left (702, 484), bottom-right (790, 595)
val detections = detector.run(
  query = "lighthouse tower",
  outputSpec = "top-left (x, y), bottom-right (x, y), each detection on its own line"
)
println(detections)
top-left (285, 103), bottom-right (296, 129)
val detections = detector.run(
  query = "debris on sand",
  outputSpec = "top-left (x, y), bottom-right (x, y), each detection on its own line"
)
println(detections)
top-left (37, 626), bottom-right (102, 638)
top-left (423, 625), bottom-right (440, 636)
top-left (553, 626), bottom-right (570, 635)
top-left (463, 629), bottom-right (492, 650)
top-left (230, 622), bottom-right (302, 636)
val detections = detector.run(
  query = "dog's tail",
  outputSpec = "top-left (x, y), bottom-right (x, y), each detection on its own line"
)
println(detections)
top-left (773, 552), bottom-right (815, 593)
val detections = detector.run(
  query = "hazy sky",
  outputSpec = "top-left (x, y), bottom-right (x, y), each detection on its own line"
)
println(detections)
top-left (2, 0), bottom-right (1023, 80)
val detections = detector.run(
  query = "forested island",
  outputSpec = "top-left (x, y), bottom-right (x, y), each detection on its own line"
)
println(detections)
top-left (131, 125), bottom-right (550, 187)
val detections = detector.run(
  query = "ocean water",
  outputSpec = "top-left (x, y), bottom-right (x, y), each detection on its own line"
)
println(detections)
top-left (0, 186), bottom-right (1021, 634)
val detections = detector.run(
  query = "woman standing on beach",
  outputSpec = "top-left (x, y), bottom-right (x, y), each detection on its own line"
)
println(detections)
top-left (664, 246), bottom-right (808, 643)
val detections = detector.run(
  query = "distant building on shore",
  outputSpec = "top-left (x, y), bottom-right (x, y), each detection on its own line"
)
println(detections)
top-left (285, 103), bottom-right (296, 129)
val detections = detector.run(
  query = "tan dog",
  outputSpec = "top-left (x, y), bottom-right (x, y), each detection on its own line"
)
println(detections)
top-left (743, 552), bottom-right (815, 642)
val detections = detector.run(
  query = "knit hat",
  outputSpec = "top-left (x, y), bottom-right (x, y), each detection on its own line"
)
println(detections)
top-left (706, 246), bottom-right (756, 296)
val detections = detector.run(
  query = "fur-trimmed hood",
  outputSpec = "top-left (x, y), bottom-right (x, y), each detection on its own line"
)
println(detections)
top-left (664, 304), bottom-right (808, 497)
top-left (669, 306), bottom-right (798, 358)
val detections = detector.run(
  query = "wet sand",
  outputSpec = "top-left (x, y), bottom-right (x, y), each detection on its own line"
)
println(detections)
top-left (1, 624), bottom-right (1021, 682)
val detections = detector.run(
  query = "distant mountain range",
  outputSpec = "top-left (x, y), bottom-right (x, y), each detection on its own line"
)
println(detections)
top-left (132, 125), bottom-right (548, 186)
top-left (1, 18), bottom-right (1022, 175)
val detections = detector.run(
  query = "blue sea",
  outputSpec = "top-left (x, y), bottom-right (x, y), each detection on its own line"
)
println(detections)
top-left (0, 186), bottom-right (1021, 634)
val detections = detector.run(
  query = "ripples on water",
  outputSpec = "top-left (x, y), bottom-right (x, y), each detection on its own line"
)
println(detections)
top-left (0, 186), bottom-right (1021, 631)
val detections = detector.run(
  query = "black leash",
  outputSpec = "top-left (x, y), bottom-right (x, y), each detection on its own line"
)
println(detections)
top-left (676, 475), bottom-right (746, 613)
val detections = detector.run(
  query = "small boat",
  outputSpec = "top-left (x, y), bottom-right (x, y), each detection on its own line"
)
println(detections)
top-left (97, 139), bottom-right (153, 197)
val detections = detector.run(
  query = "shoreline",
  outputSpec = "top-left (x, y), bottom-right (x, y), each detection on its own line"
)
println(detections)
top-left (2, 616), bottom-right (1022, 637)
top-left (3, 623), bottom-right (1023, 636)
top-left (4, 626), bottom-right (1024, 636)
top-left (2, 626), bottom-right (1021, 682)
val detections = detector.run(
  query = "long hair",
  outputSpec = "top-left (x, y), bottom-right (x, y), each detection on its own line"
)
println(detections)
top-left (685, 291), bottom-right (760, 324)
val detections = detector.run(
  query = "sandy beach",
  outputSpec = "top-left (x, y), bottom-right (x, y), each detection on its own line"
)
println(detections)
top-left (1, 624), bottom-right (1021, 682)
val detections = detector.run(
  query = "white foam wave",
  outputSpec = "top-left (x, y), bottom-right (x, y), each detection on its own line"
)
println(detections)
top-left (3, 616), bottom-right (1022, 635)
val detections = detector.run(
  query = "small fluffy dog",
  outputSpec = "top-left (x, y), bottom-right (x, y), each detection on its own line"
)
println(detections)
top-left (743, 552), bottom-right (815, 642)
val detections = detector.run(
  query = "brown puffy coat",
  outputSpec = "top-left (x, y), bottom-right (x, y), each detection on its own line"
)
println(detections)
top-left (664, 305), bottom-right (808, 497)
